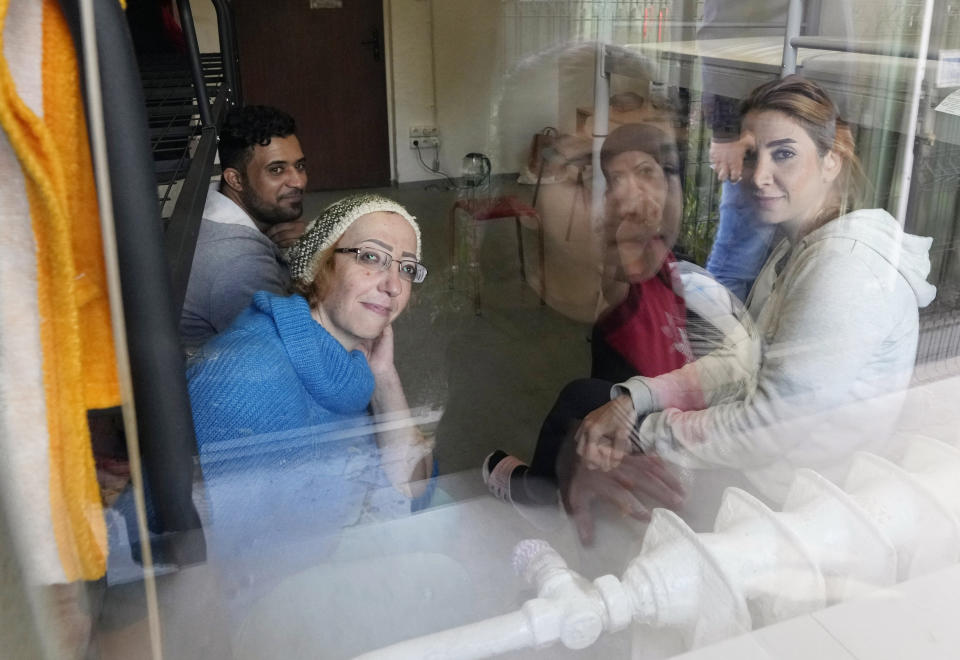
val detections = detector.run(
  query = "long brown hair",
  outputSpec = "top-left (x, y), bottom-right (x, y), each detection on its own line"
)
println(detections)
top-left (741, 75), bottom-right (867, 222)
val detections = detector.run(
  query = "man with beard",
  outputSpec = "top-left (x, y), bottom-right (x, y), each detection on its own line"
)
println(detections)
top-left (180, 105), bottom-right (308, 351)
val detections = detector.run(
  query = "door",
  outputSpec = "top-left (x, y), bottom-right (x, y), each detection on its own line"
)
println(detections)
top-left (233, 0), bottom-right (391, 190)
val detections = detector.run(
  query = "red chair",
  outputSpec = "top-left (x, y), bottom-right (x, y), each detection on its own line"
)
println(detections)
top-left (448, 195), bottom-right (546, 315)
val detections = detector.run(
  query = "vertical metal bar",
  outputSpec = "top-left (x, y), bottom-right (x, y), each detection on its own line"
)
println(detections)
top-left (781, 0), bottom-right (803, 76)
top-left (164, 96), bottom-right (225, 317)
top-left (210, 0), bottom-right (240, 105)
top-left (895, 0), bottom-right (937, 225)
top-left (65, 0), bottom-right (207, 568)
top-left (591, 1), bottom-right (613, 221)
top-left (678, 0), bottom-right (697, 42)
top-left (805, 0), bottom-right (823, 35)
top-left (176, 0), bottom-right (213, 127)
top-left (78, 0), bottom-right (164, 655)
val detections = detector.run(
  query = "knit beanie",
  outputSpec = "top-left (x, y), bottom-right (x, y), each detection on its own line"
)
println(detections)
top-left (289, 194), bottom-right (422, 285)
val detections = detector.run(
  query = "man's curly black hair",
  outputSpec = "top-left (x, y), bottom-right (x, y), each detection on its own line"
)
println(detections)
top-left (218, 105), bottom-right (297, 173)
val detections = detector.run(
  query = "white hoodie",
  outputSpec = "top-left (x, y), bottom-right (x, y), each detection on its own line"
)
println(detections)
top-left (619, 208), bottom-right (937, 502)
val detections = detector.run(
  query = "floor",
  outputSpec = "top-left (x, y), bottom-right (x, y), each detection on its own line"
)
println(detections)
top-left (302, 176), bottom-right (596, 479)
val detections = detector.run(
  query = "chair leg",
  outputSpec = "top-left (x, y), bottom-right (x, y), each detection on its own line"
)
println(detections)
top-left (536, 216), bottom-right (546, 306)
top-left (471, 219), bottom-right (482, 315)
top-left (448, 205), bottom-right (459, 290)
top-left (519, 213), bottom-right (546, 306)
top-left (514, 217), bottom-right (527, 283)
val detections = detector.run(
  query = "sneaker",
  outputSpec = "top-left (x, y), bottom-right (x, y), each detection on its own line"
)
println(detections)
top-left (483, 451), bottom-right (566, 532)
top-left (482, 450), bottom-right (528, 502)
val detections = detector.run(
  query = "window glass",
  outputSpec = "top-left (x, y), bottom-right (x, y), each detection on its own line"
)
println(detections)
top-left (5, 1), bottom-right (960, 658)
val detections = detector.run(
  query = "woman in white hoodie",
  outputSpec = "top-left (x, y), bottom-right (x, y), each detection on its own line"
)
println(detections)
top-left (573, 75), bottom-right (937, 520)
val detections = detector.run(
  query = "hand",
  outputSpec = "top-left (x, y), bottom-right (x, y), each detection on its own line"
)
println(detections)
top-left (561, 452), bottom-right (686, 545)
top-left (360, 324), bottom-right (397, 379)
top-left (265, 220), bottom-right (307, 248)
top-left (709, 136), bottom-right (750, 183)
top-left (575, 395), bottom-right (638, 471)
top-left (605, 192), bottom-right (664, 243)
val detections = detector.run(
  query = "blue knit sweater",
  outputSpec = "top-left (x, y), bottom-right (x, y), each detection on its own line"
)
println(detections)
top-left (187, 293), bottom-right (436, 560)
top-left (186, 293), bottom-right (408, 556)
top-left (187, 292), bottom-right (375, 449)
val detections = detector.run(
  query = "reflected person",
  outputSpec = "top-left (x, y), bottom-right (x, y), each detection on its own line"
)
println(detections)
top-left (482, 124), bottom-right (696, 527)
top-left (577, 76), bottom-right (936, 522)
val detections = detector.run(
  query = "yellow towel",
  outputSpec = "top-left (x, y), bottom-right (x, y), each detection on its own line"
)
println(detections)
top-left (0, 0), bottom-right (121, 581)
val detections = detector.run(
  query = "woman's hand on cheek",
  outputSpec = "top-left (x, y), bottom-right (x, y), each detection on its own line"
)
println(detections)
top-left (361, 324), bottom-right (399, 380)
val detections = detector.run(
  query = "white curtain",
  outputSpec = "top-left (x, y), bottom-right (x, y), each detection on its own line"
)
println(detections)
top-left (500, 0), bottom-right (675, 71)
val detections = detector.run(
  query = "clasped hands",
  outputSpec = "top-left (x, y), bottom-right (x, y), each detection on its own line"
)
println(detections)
top-left (562, 394), bottom-right (685, 544)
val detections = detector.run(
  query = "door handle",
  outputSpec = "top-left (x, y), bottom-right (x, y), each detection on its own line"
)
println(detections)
top-left (360, 27), bottom-right (381, 62)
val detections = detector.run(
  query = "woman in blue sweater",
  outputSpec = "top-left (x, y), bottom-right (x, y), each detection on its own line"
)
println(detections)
top-left (187, 194), bottom-right (434, 554)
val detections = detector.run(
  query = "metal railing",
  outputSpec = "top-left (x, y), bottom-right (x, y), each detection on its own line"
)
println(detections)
top-left (63, 0), bottom-right (243, 568)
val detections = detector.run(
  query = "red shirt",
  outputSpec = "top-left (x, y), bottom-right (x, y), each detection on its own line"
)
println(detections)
top-left (596, 257), bottom-right (691, 378)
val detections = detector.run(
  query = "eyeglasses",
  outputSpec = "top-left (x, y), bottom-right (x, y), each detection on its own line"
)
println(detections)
top-left (334, 247), bottom-right (428, 284)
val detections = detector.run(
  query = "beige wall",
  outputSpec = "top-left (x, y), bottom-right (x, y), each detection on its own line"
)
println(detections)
top-left (430, 0), bottom-right (502, 177)
top-left (388, 0), bottom-right (438, 183)
top-left (189, 0), bottom-right (220, 53)
top-left (418, 1), bottom-right (597, 183)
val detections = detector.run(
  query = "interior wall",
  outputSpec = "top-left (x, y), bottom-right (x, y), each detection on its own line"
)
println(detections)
top-left (189, 0), bottom-right (220, 53)
top-left (187, 0), bottom-right (578, 184)
top-left (388, 0), bottom-right (438, 184)
top-left (429, 0), bottom-right (503, 179)
top-left (418, 1), bottom-right (596, 183)
top-left (492, 46), bottom-right (565, 180)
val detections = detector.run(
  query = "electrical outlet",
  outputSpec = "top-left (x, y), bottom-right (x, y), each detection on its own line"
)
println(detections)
top-left (410, 137), bottom-right (440, 150)
top-left (409, 126), bottom-right (438, 138)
